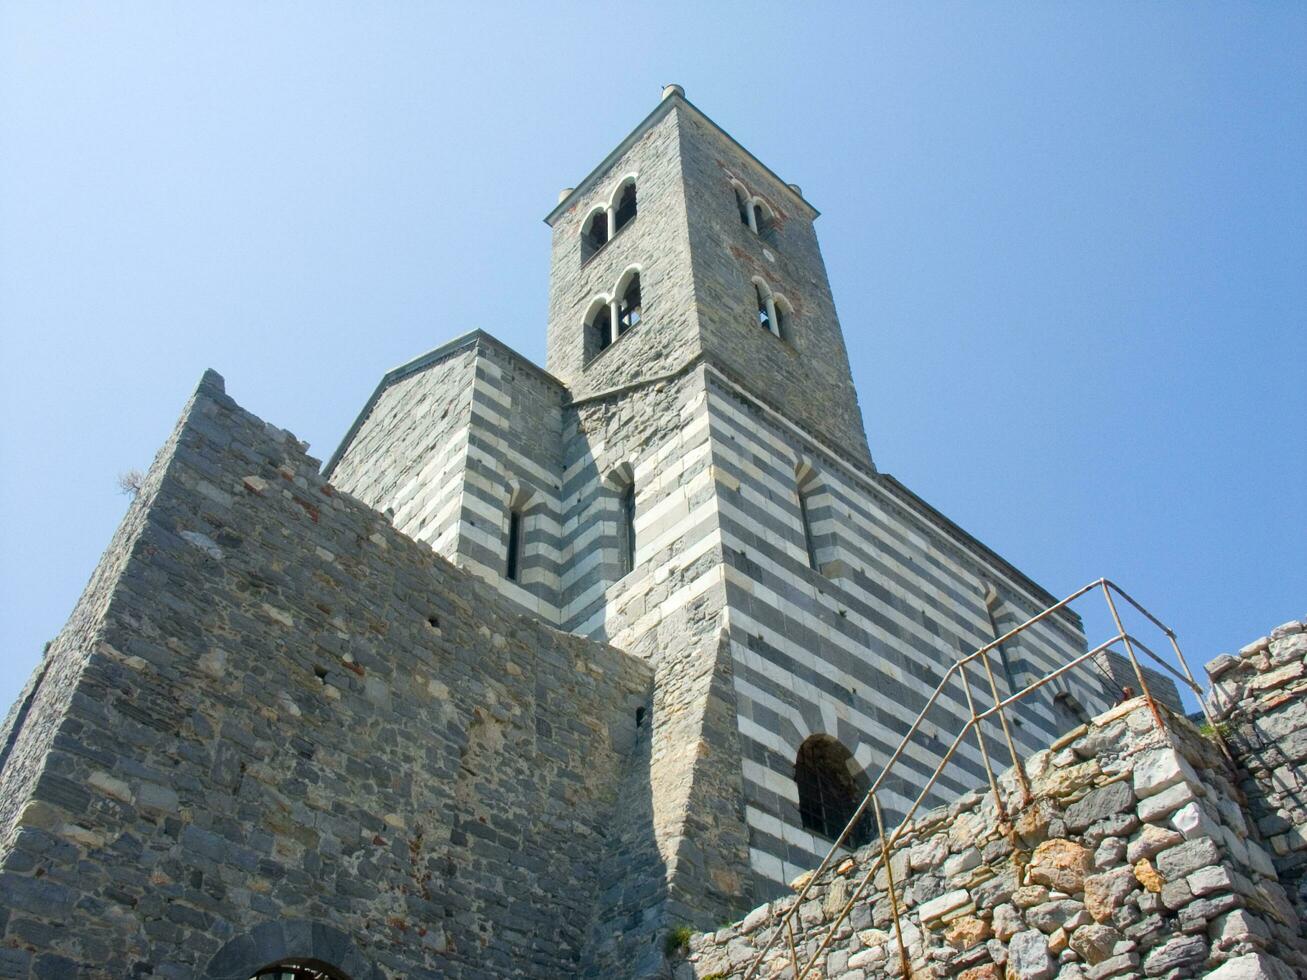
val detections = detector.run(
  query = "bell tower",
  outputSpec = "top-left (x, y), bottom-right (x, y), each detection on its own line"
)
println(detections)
top-left (544, 85), bottom-right (872, 468)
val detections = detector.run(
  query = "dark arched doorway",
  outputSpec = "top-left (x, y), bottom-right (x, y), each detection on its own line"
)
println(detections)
top-left (203, 921), bottom-right (383, 980)
top-left (794, 735), bottom-right (872, 847)
top-left (251, 963), bottom-right (349, 980)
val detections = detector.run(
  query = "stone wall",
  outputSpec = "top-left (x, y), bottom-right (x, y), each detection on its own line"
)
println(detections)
top-left (683, 696), bottom-right (1306, 980)
top-left (0, 371), bottom-right (654, 980)
top-left (700, 368), bottom-right (1118, 896)
top-left (327, 333), bottom-right (569, 623)
top-left (1207, 617), bottom-right (1307, 927)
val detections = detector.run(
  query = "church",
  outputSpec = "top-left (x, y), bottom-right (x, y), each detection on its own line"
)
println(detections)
top-left (0, 87), bottom-right (1176, 979)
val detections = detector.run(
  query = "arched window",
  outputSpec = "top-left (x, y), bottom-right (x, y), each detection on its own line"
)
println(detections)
top-left (754, 280), bottom-right (782, 338)
top-left (579, 176), bottom-right (637, 263)
top-left (581, 209), bottom-right (609, 262)
top-left (735, 184), bottom-right (752, 226)
top-left (794, 735), bottom-right (871, 847)
top-left (618, 481), bottom-right (636, 576)
top-left (750, 200), bottom-right (772, 237)
top-left (617, 272), bottom-right (642, 336)
top-left (505, 508), bottom-right (525, 582)
top-left (589, 300), bottom-right (615, 354)
top-left (772, 295), bottom-right (790, 340)
top-left (613, 179), bottom-right (637, 232)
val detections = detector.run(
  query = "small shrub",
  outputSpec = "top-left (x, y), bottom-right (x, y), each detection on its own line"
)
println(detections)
top-left (1199, 720), bottom-right (1231, 741)
top-left (664, 924), bottom-right (694, 958)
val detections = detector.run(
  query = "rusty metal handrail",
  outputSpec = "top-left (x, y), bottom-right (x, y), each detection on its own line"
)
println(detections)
top-left (741, 578), bottom-right (1216, 980)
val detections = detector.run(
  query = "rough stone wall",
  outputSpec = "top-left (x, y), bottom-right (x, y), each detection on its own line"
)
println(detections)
top-left (544, 106), bottom-right (701, 397)
top-left (684, 697), bottom-right (1306, 980)
top-left (678, 105), bottom-right (871, 468)
top-left (0, 371), bottom-right (653, 980)
top-left (1207, 617), bottom-right (1307, 927)
top-left (700, 368), bottom-right (1116, 896)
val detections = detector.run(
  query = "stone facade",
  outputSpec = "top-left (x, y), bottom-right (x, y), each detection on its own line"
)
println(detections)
top-left (324, 89), bottom-right (1135, 904)
top-left (684, 693), bottom-right (1307, 980)
top-left (0, 373), bottom-right (653, 978)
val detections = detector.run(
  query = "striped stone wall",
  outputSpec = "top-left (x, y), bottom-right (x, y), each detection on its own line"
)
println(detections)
top-left (699, 368), bottom-right (1113, 896)
top-left (328, 334), bottom-right (568, 622)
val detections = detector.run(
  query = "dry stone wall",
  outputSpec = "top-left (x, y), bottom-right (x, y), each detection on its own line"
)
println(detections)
top-left (683, 696), bottom-right (1306, 980)
top-left (1207, 617), bottom-right (1307, 929)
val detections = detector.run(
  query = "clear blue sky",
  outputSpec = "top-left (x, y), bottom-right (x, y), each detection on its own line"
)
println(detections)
top-left (2, 3), bottom-right (1303, 715)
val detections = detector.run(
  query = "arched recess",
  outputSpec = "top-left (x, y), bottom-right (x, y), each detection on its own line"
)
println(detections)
top-left (749, 196), bottom-right (776, 237)
top-left (752, 277), bottom-right (781, 339)
top-left (609, 174), bottom-right (638, 232)
top-left (794, 734), bottom-right (872, 847)
top-left (202, 920), bottom-right (384, 980)
top-left (794, 460), bottom-right (822, 570)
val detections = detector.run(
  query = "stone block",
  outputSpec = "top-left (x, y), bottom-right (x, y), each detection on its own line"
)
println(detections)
top-left (1006, 929), bottom-right (1054, 980)
top-left (1132, 748), bottom-right (1201, 800)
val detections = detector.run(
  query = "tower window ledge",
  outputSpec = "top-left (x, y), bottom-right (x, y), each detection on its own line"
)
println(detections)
top-left (583, 323), bottom-right (639, 369)
top-left (580, 212), bottom-right (638, 268)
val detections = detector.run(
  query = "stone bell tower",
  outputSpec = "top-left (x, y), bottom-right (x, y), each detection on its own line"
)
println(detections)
top-left (544, 84), bottom-right (872, 468)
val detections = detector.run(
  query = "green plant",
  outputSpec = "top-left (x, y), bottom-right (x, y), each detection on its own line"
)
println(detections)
top-left (702, 973), bottom-right (729, 979)
top-left (1199, 720), bottom-right (1232, 741)
top-left (664, 924), bottom-right (694, 958)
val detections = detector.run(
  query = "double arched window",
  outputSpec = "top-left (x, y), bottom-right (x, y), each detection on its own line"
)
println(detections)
top-left (581, 175), bottom-right (639, 262)
top-left (584, 266), bottom-right (643, 360)
top-left (752, 278), bottom-right (790, 341)
top-left (794, 735), bottom-right (872, 847)
top-left (731, 179), bottom-right (775, 239)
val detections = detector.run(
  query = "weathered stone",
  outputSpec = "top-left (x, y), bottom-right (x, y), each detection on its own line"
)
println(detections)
top-left (919, 889), bottom-right (971, 926)
top-left (1133, 858), bottom-right (1165, 893)
top-left (1132, 748), bottom-right (1201, 800)
top-left (945, 915), bottom-right (991, 949)
top-left (992, 903), bottom-right (1022, 942)
top-left (1006, 929), bottom-right (1054, 980)
top-left (1065, 782), bottom-right (1135, 833)
top-left (1126, 824), bottom-right (1183, 864)
top-left (1204, 951), bottom-right (1299, 980)
top-left (1068, 923), bottom-right (1123, 965)
top-left (1084, 868), bottom-right (1138, 922)
top-left (1142, 934), bottom-right (1207, 975)
top-left (1155, 836), bottom-right (1220, 879)
top-left (1026, 899), bottom-right (1084, 934)
top-left (1027, 840), bottom-right (1091, 894)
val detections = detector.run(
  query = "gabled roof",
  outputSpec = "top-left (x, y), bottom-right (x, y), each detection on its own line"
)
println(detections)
top-left (544, 89), bottom-right (819, 227)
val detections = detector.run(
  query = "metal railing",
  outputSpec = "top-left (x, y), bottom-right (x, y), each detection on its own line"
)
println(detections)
top-left (742, 578), bottom-right (1220, 980)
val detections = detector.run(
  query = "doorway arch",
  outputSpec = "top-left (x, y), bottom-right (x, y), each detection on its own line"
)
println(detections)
top-left (202, 920), bottom-right (383, 980)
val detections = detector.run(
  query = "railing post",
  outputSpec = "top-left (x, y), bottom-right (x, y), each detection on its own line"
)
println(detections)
top-left (977, 647), bottom-right (1032, 806)
top-left (959, 662), bottom-right (1006, 821)
top-left (874, 794), bottom-right (911, 978)
top-left (1100, 581), bottom-right (1165, 731)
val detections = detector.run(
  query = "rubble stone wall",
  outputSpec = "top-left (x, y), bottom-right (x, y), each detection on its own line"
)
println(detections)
top-left (1207, 617), bottom-right (1307, 928)
top-left (683, 696), bottom-right (1307, 980)
top-left (0, 372), bottom-right (654, 980)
